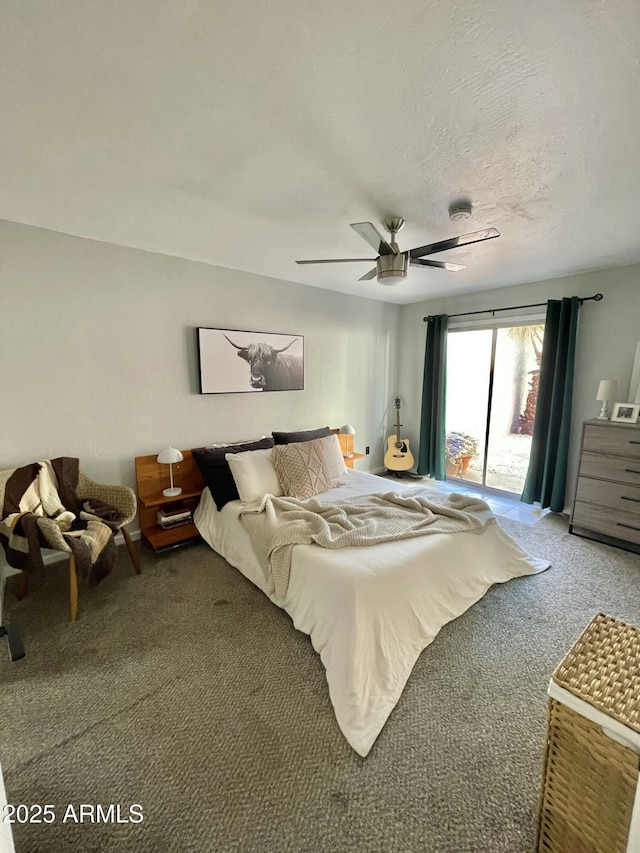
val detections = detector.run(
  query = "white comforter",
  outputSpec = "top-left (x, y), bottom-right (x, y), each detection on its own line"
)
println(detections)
top-left (194, 471), bottom-right (549, 756)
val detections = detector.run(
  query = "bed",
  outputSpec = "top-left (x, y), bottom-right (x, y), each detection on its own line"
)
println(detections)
top-left (193, 458), bottom-right (550, 757)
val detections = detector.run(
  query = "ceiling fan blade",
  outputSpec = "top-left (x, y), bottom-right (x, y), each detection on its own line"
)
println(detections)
top-left (409, 227), bottom-right (500, 259)
top-left (410, 259), bottom-right (466, 271)
top-left (296, 258), bottom-right (377, 265)
top-left (350, 222), bottom-right (394, 256)
top-left (358, 268), bottom-right (378, 281)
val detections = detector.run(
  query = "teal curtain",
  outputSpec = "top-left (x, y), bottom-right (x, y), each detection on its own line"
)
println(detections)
top-left (417, 314), bottom-right (448, 480)
top-left (521, 297), bottom-right (580, 511)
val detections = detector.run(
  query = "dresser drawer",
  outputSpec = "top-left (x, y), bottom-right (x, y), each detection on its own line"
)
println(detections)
top-left (583, 424), bottom-right (640, 458)
top-left (572, 501), bottom-right (640, 546)
top-left (575, 476), bottom-right (640, 514)
top-left (579, 452), bottom-right (640, 486)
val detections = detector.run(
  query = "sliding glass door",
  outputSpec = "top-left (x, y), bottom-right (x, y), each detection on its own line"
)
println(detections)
top-left (445, 322), bottom-right (544, 496)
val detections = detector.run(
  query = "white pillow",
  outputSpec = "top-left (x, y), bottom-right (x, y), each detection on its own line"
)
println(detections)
top-left (226, 448), bottom-right (283, 504)
top-left (317, 433), bottom-right (348, 480)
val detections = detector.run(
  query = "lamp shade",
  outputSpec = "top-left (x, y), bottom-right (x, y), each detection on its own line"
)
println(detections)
top-left (157, 447), bottom-right (184, 465)
top-left (157, 447), bottom-right (184, 497)
top-left (339, 424), bottom-right (356, 435)
top-left (596, 380), bottom-right (617, 402)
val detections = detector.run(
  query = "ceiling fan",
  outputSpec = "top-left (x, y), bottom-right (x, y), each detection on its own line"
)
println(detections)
top-left (296, 217), bottom-right (500, 286)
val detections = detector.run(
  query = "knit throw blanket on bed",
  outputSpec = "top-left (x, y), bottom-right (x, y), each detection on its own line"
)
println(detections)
top-left (240, 488), bottom-right (495, 600)
top-left (0, 458), bottom-right (119, 587)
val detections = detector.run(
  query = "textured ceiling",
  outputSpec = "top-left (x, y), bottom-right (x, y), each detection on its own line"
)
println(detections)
top-left (1, 1), bottom-right (640, 305)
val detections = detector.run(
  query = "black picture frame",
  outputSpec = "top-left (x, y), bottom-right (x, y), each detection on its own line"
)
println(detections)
top-left (196, 327), bottom-right (305, 394)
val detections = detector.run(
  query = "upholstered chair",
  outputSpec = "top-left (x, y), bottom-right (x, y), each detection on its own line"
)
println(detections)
top-left (17, 471), bottom-right (141, 621)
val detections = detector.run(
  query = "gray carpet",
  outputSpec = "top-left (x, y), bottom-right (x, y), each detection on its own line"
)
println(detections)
top-left (1, 515), bottom-right (639, 853)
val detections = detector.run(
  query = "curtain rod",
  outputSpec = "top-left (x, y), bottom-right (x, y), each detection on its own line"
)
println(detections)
top-left (423, 293), bottom-right (603, 322)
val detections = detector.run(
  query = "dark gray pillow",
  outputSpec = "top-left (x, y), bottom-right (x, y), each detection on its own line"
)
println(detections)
top-left (272, 426), bottom-right (332, 445)
top-left (193, 437), bottom-right (275, 511)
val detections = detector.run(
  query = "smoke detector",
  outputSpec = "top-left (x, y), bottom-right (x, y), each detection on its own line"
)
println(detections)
top-left (448, 201), bottom-right (473, 222)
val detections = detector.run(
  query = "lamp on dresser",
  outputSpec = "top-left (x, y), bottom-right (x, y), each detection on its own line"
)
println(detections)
top-left (596, 380), bottom-right (617, 420)
top-left (157, 447), bottom-right (184, 496)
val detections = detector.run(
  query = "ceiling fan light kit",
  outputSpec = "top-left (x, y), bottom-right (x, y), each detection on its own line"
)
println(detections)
top-left (296, 211), bottom-right (499, 286)
top-left (377, 252), bottom-right (409, 285)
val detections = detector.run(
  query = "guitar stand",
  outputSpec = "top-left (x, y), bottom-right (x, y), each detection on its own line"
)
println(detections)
top-left (386, 469), bottom-right (423, 480)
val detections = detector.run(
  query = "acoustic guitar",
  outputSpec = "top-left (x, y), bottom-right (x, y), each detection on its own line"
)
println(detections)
top-left (384, 397), bottom-right (415, 472)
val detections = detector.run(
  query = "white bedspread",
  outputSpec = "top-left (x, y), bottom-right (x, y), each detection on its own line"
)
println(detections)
top-left (194, 471), bottom-right (550, 756)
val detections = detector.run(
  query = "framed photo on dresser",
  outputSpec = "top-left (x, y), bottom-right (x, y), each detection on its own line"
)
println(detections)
top-left (610, 402), bottom-right (640, 424)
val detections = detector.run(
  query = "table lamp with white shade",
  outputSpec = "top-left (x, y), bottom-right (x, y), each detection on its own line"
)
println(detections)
top-left (157, 447), bottom-right (184, 496)
top-left (339, 424), bottom-right (356, 459)
top-left (596, 380), bottom-right (617, 420)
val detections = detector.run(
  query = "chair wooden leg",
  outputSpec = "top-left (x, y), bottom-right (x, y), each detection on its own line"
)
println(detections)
top-left (16, 571), bottom-right (29, 600)
top-left (121, 526), bottom-right (141, 575)
top-left (68, 555), bottom-right (78, 622)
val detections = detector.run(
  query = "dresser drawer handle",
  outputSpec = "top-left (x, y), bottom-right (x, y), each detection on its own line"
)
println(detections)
top-left (624, 468), bottom-right (640, 475)
top-left (630, 440), bottom-right (640, 445)
top-left (621, 496), bottom-right (640, 504)
top-left (617, 522), bottom-right (640, 532)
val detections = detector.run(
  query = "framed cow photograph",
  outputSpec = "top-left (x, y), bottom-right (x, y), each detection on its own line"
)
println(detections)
top-left (196, 327), bottom-right (304, 394)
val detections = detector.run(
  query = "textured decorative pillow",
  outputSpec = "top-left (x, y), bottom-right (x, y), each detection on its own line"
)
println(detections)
top-left (192, 437), bottom-right (275, 511)
top-left (272, 438), bottom-right (333, 500)
top-left (226, 448), bottom-right (283, 504)
top-left (272, 426), bottom-right (332, 445)
top-left (316, 433), bottom-right (348, 480)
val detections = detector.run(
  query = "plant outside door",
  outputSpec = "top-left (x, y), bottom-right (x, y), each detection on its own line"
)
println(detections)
top-left (445, 323), bottom-right (544, 496)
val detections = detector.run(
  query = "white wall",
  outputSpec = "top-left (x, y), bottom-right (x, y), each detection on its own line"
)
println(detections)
top-left (5, 215), bottom-right (638, 518)
top-left (397, 263), bottom-right (640, 509)
top-left (0, 220), bottom-right (400, 489)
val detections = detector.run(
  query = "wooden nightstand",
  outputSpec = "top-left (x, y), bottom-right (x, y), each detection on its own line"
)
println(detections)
top-left (343, 452), bottom-right (364, 469)
top-left (335, 431), bottom-right (364, 468)
top-left (135, 451), bottom-right (204, 550)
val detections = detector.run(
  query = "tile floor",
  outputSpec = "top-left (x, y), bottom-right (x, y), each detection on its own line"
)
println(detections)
top-left (383, 473), bottom-right (550, 526)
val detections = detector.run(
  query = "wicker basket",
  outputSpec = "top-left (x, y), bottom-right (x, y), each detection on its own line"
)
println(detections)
top-left (537, 613), bottom-right (640, 852)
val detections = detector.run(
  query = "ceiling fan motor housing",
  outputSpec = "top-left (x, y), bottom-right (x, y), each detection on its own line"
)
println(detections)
top-left (377, 252), bottom-right (409, 285)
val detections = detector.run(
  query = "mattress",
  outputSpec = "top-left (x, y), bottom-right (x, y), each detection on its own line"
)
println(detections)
top-left (194, 470), bottom-right (550, 756)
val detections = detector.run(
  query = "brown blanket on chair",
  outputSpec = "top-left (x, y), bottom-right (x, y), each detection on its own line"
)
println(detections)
top-left (0, 458), bottom-right (121, 587)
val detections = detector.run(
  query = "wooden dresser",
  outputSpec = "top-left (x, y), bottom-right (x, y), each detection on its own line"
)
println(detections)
top-left (570, 419), bottom-right (640, 553)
